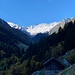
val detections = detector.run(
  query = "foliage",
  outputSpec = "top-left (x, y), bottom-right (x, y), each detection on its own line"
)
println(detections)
top-left (66, 51), bottom-right (75, 64)
top-left (51, 42), bottom-right (64, 58)
top-left (1, 20), bottom-right (75, 75)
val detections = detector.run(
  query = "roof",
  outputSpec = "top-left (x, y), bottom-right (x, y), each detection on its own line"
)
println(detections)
top-left (58, 58), bottom-right (71, 67)
top-left (43, 57), bottom-right (63, 65)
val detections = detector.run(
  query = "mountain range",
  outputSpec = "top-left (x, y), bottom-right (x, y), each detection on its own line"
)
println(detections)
top-left (8, 18), bottom-right (71, 42)
top-left (8, 22), bottom-right (59, 37)
top-left (8, 18), bottom-right (71, 36)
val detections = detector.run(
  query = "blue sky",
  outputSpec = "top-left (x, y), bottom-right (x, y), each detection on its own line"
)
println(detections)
top-left (0, 0), bottom-right (75, 27)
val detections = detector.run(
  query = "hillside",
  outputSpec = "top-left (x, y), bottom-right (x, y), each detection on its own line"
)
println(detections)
top-left (22, 18), bottom-right (75, 74)
top-left (0, 18), bottom-right (34, 46)
top-left (0, 18), bottom-right (34, 75)
top-left (58, 64), bottom-right (75, 75)
top-left (0, 18), bottom-right (75, 75)
top-left (32, 32), bottom-right (49, 42)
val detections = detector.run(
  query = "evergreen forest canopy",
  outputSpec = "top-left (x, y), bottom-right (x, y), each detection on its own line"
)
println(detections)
top-left (0, 18), bottom-right (75, 75)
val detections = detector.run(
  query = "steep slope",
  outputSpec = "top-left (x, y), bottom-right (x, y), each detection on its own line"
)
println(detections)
top-left (58, 64), bottom-right (75, 75)
top-left (0, 19), bottom-right (34, 49)
top-left (32, 32), bottom-right (49, 42)
top-left (49, 18), bottom-right (71, 35)
top-left (27, 22), bottom-right (59, 36)
top-left (8, 22), bottom-right (31, 37)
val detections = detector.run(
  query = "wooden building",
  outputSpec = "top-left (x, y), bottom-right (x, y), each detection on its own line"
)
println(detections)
top-left (44, 57), bottom-right (64, 71)
top-left (32, 58), bottom-right (65, 75)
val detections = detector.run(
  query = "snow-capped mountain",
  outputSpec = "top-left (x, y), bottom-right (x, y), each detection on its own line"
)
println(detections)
top-left (8, 22), bottom-right (27, 31)
top-left (8, 18), bottom-right (71, 37)
top-left (27, 22), bottom-right (60, 36)
top-left (8, 22), bottom-right (31, 37)
top-left (8, 22), bottom-right (60, 36)
top-left (63, 18), bottom-right (71, 23)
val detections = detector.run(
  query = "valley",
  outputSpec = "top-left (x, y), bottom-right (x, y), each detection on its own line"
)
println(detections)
top-left (0, 18), bottom-right (75, 75)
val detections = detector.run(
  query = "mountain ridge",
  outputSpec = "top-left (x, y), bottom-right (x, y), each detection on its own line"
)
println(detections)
top-left (8, 22), bottom-right (60, 36)
top-left (49, 18), bottom-right (71, 35)
top-left (8, 18), bottom-right (71, 37)
top-left (0, 18), bottom-right (34, 50)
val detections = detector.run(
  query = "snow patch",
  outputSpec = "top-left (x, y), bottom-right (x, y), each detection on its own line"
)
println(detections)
top-left (27, 22), bottom-right (60, 35)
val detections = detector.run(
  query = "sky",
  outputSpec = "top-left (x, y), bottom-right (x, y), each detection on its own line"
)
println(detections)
top-left (0, 0), bottom-right (75, 27)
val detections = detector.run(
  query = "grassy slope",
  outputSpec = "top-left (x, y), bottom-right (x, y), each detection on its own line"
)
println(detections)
top-left (17, 41), bottom-right (29, 51)
top-left (58, 64), bottom-right (75, 75)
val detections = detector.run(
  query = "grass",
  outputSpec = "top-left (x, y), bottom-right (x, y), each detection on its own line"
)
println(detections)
top-left (39, 69), bottom-right (45, 75)
top-left (58, 64), bottom-right (75, 75)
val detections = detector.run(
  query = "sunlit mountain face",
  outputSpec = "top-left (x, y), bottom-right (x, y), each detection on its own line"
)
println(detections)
top-left (8, 22), bottom-right (60, 36)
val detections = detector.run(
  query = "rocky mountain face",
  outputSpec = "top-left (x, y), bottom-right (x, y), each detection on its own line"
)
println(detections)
top-left (49, 18), bottom-right (71, 35)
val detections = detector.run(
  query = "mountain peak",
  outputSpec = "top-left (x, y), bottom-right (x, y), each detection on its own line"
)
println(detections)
top-left (63, 18), bottom-right (71, 23)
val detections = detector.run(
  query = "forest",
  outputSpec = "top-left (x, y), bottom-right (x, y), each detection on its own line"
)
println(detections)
top-left (0, 20), bottom-right (75, 75)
